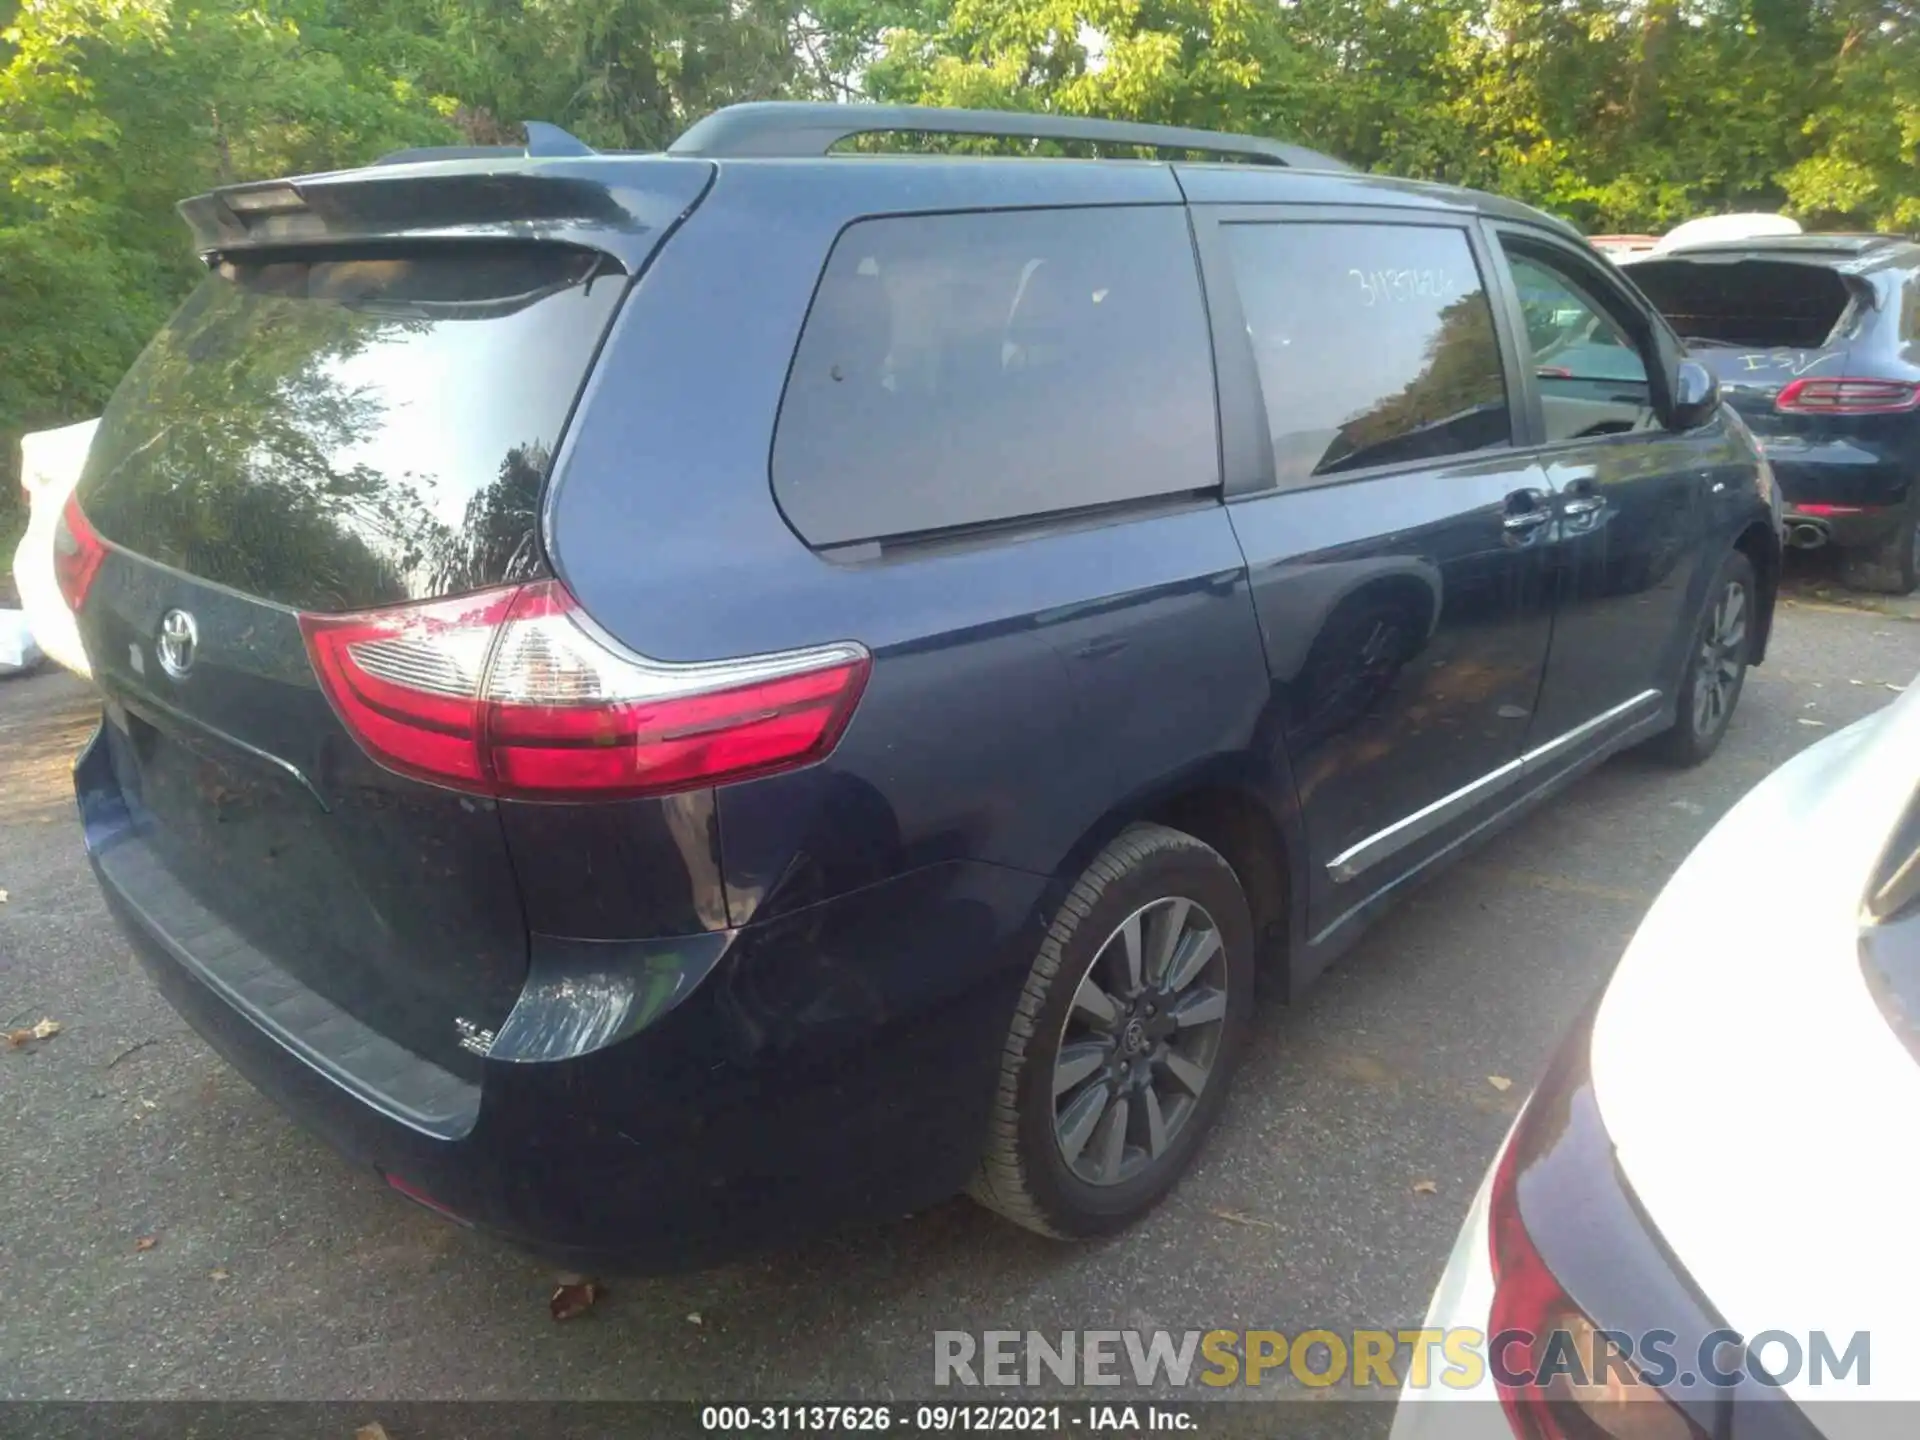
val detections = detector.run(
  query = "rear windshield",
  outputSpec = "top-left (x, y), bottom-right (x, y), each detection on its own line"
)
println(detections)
top-left (1628, 257), bottom-right (1858, 348)
top-left (80, 243), bottom-right (624, 612)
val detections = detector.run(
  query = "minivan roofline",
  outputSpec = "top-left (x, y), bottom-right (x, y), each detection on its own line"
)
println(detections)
top-left (668, 100), bottom-right (1351, 171)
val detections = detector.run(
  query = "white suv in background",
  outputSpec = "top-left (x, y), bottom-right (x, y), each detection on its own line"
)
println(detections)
top-left (11, 418), bottom-right (99, 677)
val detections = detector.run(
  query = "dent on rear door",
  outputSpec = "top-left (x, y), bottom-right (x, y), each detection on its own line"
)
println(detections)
top-left (1195, 208), bottom-right (1558, 942)
top-left (1491, 232), bottom-right (1724, 745)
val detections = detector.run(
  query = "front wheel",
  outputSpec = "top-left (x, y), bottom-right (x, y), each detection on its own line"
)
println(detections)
top-left (969, 824), bottom-right (1256, 1239)
top-left (1646, 549), bottom-right (1756, 768)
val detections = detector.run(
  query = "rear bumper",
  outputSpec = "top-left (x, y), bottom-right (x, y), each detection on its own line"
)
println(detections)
top-left (1761, 432), bottom-right (1916, 545)
top-left (81, 726), bottom-right (1047, 1271)
top-left (1782, 506), bottom-right (1907, 549)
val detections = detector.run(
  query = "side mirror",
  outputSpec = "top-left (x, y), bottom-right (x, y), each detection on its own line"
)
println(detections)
top-left (1668, 358), bottom-right (1720, 431)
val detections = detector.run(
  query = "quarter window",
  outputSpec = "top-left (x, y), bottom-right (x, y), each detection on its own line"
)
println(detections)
top-left (772, 207), bottom-right (1219, 547)
top-left (1223, 222), bottom-right (1511, 490)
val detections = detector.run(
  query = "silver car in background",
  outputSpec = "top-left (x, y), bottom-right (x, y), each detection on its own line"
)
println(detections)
top-left (1394, 663), bottom-right (1920, 1436)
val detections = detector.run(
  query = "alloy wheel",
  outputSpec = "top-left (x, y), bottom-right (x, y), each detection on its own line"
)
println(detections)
top-left (1691, 578), bottom-right (1748, 738)
top-left (1051, 896), bottom-right (1229, 1187)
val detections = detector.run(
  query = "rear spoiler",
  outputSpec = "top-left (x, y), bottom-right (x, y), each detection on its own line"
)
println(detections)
top-left (176, 155), bottom-right (714, 272)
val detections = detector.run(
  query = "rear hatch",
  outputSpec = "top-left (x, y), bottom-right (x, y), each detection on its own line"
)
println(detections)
top-left (70, 161), bottom-right (707, 1082)
top-left (1626, 253), bottom-right (1869, 427)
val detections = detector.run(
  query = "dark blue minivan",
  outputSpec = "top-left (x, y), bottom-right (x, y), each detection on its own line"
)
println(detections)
top-left (58, 103), bottom-right (1780, 1270)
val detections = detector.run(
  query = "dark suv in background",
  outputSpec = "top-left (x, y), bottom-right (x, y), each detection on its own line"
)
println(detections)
top-left (59, 103), bottom-right (1780, 1270)
top-left (1628, 234), bottom-right (1920, 594)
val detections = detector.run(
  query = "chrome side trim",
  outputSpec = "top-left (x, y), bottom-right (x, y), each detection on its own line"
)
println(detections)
top-left (1520, 688), bottom-right (1661, 772)
top-left (1326, 757), bottom-right (1525, 884)
top-left (1325, 688), bottom-right (1662, 884)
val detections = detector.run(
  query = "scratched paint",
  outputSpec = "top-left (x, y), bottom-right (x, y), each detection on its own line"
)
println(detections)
top-left (1736, 349), bottom-right (1840, 378)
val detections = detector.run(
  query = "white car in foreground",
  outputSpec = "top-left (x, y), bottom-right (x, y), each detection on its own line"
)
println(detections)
top-left (10, 417), bottom-right (98, 677)
top-left (1395, 668), bottom-right (1920, 1440)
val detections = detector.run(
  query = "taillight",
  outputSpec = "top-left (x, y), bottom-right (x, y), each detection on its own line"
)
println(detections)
top-left (299, 579), bottom-right (870, 800)
top-left (1488, 1127), bottom-right (1702, 1440)
top-left (53, 496), bottom-right (106, 612)
top-left (1775, 377), bottom-right (1920, 415)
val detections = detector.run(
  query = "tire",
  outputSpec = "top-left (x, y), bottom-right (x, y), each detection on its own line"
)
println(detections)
top-left (969, 823), bottom-right (1256, 1239)
top-left (1646, 549), bottom-right (1757, 768)
top-left (1838, 497), bottom-right (1920, 596)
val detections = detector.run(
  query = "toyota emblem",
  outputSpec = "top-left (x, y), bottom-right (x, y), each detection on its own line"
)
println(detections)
top-left (157, 608), bottom-right (198, 679)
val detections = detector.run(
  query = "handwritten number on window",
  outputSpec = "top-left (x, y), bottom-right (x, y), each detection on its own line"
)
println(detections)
top-left (1350, 268), bottom-right (1454, 305)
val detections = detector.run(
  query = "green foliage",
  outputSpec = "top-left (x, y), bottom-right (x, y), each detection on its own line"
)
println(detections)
top-left (0, 0), bottom-right (454, 486)
top-left (1, 0), bottom-right (1916, 500)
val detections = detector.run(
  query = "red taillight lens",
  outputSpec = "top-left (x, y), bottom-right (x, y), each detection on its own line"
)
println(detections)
top-left (299, 579), bottom-right (869, 800)
top-left (53, 496), bottom-right (106, 613)
top-left (1775, 377), bottom-right (1920, 415)
top-left (1488, 1129), bottom-right (1701, 1440)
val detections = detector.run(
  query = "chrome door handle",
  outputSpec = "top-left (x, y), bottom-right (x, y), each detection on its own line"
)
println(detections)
top-left (1503, 508), bottom-right (1553, 533)
top-left (1561, 495), bottom-right (1605, 517)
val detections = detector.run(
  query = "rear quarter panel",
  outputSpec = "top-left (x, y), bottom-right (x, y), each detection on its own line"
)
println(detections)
top-left (544, 161), bottom-right (1280, 929)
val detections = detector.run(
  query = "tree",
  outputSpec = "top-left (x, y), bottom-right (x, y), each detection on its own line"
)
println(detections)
top-left (0, 0), bottom-right (451, 503)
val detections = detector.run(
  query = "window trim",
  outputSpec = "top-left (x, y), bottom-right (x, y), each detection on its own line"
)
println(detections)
top-left (1188, 203), bottom-right (1528, 500)
top-left (1481, 221), bottom-right (1681, 453)
top-left (767, 200), bottom-right (1224, 550)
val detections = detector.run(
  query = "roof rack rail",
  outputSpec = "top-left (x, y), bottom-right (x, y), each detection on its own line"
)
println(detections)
top-left (374, 120), bottom-right (596, 167)
top-left (668, 102), bottom-right (1348, 171)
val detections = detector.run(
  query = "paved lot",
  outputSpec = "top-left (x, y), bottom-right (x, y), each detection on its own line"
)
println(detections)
top-left (1, 572), bottom-right (1915, 1404)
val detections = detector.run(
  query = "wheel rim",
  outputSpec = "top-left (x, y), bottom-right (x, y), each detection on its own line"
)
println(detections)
top-left (1691, 577), bottom-right (1748, 738)
top-left (1051, 896), bottom-right (1229, 1188)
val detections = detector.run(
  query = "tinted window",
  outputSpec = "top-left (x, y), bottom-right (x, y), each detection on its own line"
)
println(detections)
top-left (1503, 246), bottom-right (1655, 443)
top-left (1628, 256), bottom-right (1853, 348)
top-left (1224, 223), bottom-right (1510, 489)
top-left (81, 244), bottom-right (624, 612)
top-left (772, 207), bottom-right (1218, 546)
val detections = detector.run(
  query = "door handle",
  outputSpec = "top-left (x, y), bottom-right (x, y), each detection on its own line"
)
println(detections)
top-left (1502, 488), bottom-right (1554, 533)
top-left (1560, 495), bottom-right (1605, 517)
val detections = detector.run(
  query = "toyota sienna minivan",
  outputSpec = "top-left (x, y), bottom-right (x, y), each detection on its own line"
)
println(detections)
top-left (60, 102), bottom-right (1779, 1270)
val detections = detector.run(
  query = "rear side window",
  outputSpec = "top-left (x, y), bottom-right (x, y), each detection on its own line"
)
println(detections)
top-left (81, 243), bottom-right (624, 612)
top-left (772, 207), bottom-right (1218, 547)
top-left (1224, 223), bottom-right (1511, 489)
